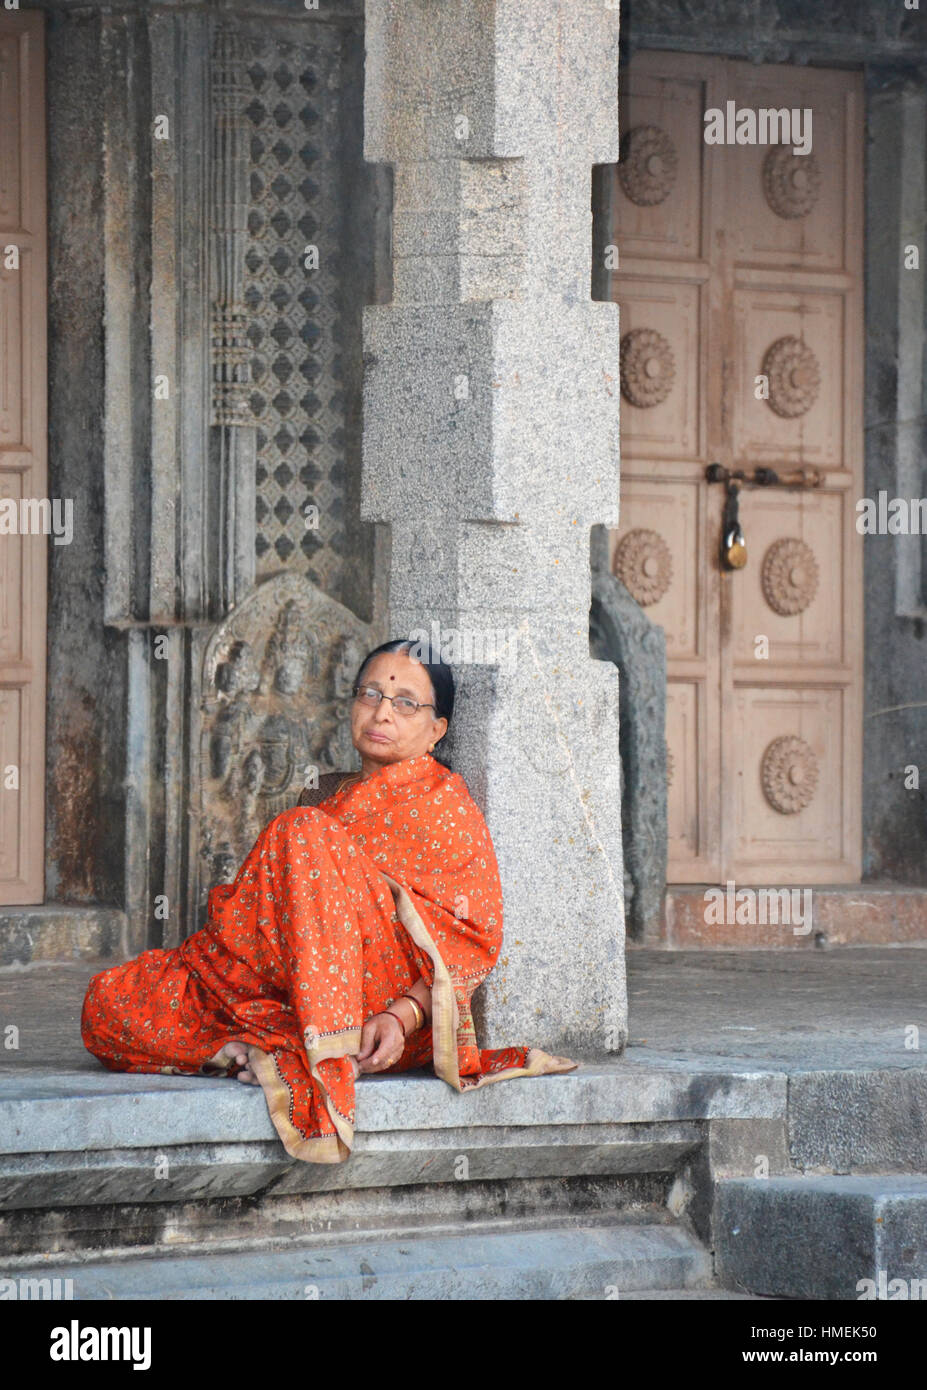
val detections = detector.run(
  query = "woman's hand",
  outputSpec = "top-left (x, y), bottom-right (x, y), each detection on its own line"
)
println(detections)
top-left (354, 1012), bottom-right (405, 1074)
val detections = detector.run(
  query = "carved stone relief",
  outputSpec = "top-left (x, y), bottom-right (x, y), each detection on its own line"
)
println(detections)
top-left (763, 147), bottom-right (821, 220)
top-left (614, 528), bottom-right (673, 607)
top-left (620, 328), bottom-right (676, 408)
top-left (198, 573), bottom-right (371, 903)
top-left (211, 30), bottom-right (253, 429)
top-left (762, 537), bottom-right (819, 616)
top-left (763, 335), bottom-right (821, 418)
top-left (761, 734), bottom-right (819, 814)
top-left (590, 524), bottom-right (667, 943)
top-left (618, 125), bottom-right (678, 206)
top-left (241, 29), bottom-right (349, 591)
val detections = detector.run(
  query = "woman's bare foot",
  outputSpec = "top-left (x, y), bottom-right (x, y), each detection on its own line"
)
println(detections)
top-left (202, 1039), bottom-right (260, 1085)
top-left (526, 1047), bottom-right (578, 1075)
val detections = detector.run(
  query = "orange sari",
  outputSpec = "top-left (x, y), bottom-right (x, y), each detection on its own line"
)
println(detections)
top-left (81, 752), bottom-right (575, 1162)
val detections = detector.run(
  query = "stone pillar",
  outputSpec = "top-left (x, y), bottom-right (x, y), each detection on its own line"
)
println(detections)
top-left (862, 71), bottom-right (927, 881)
top-left (362, 0), bottom-right (626, 1053)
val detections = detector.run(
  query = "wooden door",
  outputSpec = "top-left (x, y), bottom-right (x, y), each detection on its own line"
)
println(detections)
top-left (606, 51), bottom-right (863, 885)
top-left (0, 12), bottom-right (47, 904)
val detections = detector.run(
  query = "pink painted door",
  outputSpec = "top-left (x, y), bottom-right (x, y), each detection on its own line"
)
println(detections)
top-left (607, 51), bottom-right (863, 885)
top-left (0, 12), bottom-right (47, 904)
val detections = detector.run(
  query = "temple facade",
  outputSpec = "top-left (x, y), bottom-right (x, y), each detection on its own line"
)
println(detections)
top-left (1, 0), bottom-right (926, 1047)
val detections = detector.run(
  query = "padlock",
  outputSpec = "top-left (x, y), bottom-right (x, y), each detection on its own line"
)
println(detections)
top-left (722, 481), bottom-right (747, 570)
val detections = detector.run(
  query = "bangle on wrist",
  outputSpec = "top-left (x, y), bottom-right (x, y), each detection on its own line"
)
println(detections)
top-left (381, 1008), bottom-right (407, 1038)
top-left (402, 994), bottom-right (425, 1031)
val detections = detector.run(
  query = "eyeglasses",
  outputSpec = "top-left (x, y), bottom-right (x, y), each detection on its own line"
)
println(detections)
top-left (352, 684), bottom-right (435, 718)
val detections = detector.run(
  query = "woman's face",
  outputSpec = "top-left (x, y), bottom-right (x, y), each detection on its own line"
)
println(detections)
top-left (350, 650), bottom-right (448, 774)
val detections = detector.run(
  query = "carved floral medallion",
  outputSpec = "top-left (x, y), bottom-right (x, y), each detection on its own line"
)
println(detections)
top-left (614, 528), bottom-right (673, 607)
top-left (763, 336), bottom-right (821, 418)
top-left (620, 328), bottom-right (676, 409)
top-left (763, 147), bottom-right (821, 220)
top-left (618, 125), bottom-right (679, 207)
top-left (762, 538), bottom-right (819, 616)
top-left (761, 735), bottom-right (819, 814)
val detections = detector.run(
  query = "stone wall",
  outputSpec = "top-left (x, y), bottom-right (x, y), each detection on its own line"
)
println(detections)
top-left (36, 0), bottom-right (387, 949)
top-left (862, 73), bottom-right (927, 881)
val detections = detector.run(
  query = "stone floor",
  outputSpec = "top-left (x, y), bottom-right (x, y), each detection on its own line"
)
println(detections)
top-left (3, 946), bottom-right (925, 1300)
top-left (1, 944), bottom-right (925, 1076)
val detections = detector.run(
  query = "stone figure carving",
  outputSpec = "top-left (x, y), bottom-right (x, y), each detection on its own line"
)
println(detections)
top-left (590, 524), bottom-right (667, 942)
top-left (209, 640), bottom-right (260, 782)
top-left (197, 574), bottom-right (374, 909)
top-left (248, 600), bottom-right (322, 821)
top-left (321, 633), bottom-right (367, 770)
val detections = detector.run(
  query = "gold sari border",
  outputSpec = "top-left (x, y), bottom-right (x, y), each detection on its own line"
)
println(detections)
top-left (249, 1038), bottom-right (357, 1164)
top-left (249, 878), bottom-right (578, 1162)
top-left (379, 872), bottom-right (462, 1091)
top-left (458, 1047), bottom-right (580, 1089)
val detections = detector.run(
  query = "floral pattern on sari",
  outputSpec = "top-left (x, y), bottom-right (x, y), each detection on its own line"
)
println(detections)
top-left (81, 752), bottom-right (575, 1162)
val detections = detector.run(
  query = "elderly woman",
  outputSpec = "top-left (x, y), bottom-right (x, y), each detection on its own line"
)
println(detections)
top-left (81, 638), bottom-right (576, 1163)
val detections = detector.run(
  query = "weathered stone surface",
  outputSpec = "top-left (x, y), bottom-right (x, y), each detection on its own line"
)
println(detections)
top-left (623, 948), bottom-right (927, 1072)
top-left (788, 1070), bottom-right (927, 1174)
top-left (661, 884), bottom-right (927, 949)
top-left (861, 81), bottom-right (927, 885)
top-left (0, 1064), bottom-right (782, 1159)
top-left (590, 524), bottom-right (667, 943)
top-left (191, 574), bottom-right (374, 918)
top-left (0, 909), bottom-right (125, 967)
top-left (8, 1222), bottom-right (713, 1301)
top-left (44, 5), bottom-right (127, 912)
top-left (0, 1171), bottom-right (670, 1260)
top-left (362, 0), bottom-right (626, 1054)
top-left (0, 1121), bottom-right (700, 1212)
top-left (715, 1176), bottom-right (927, 1299)
top-left (685, 1115), bottom-right (793, 1247)
top-left (18, 0), bottom-right (383, 969)
top-left (625, 0), bottom-right (927, 63)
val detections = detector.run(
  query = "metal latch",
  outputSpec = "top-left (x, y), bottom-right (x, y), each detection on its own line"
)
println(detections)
top-left (706, 463), bottom-right (822, 571)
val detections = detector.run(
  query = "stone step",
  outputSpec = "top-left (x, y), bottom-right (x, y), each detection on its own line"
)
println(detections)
top-left (715, 1175), bottom-right (927, 1299)
top-left (9, 1219), bottom-right (714, 1301)
top-left (0, 1063), bottom-right (779, 1221)
top-left (0, 1172), bottom-right (677, 1262)
top-left (0, 908), bottom-right (125, 967)
top-left (609, 1288), bottom-right (768, 1300)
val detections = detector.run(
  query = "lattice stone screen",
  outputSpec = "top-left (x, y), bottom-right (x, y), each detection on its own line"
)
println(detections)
top-left (241, 32), bottom-right (348, 592)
